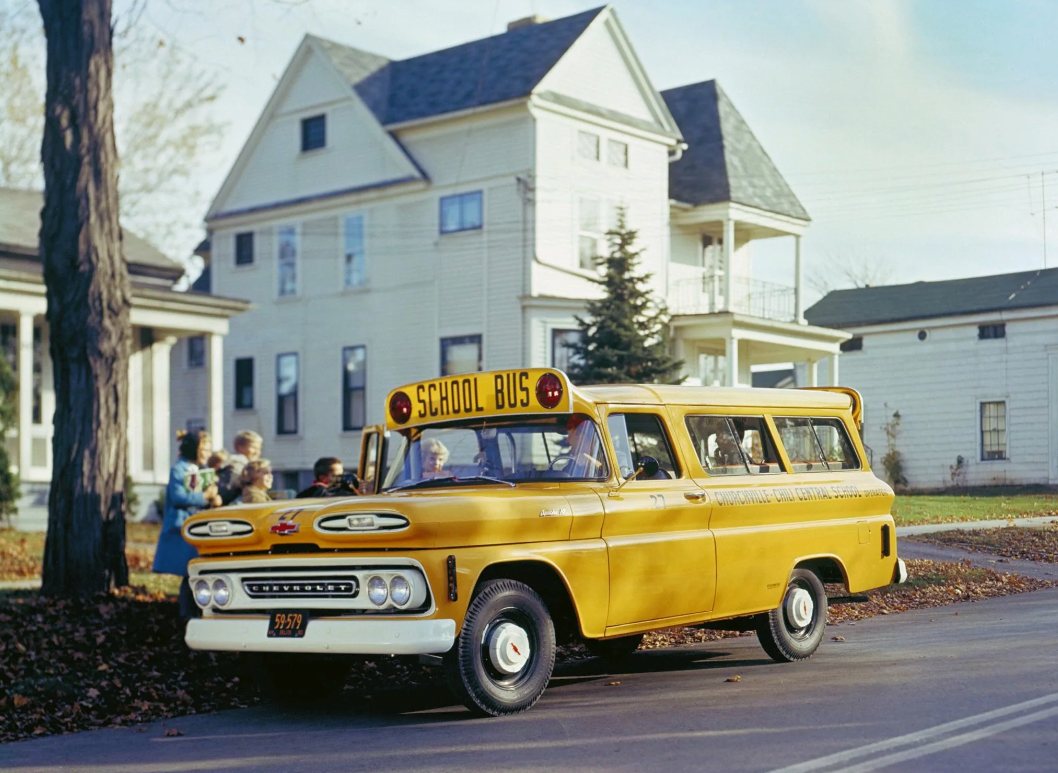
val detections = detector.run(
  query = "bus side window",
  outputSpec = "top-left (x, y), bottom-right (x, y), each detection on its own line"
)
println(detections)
top-left (685, 416), bottom-right (749, 476)
top-left (728, 417), bottom-right (783, 474)
top-left (811, 418), bottom-right (861, 470)
top-left (609, 413), bottom-right (680, 479)
top-left (773, 417), bottom-right (823, 472)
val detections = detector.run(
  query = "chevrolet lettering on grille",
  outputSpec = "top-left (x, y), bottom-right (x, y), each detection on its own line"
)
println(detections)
top-left (270, 522), bottom-right (299, 536)
top-left (242, 577), bottom-right (359, 599)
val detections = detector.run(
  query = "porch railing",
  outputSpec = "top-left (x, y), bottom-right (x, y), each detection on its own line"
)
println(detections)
top-left (668, 273), bottom-right (796, 323)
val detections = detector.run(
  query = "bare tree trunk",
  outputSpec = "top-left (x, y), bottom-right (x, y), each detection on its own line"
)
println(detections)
top-left (39, 0), bottom-right (131, 596)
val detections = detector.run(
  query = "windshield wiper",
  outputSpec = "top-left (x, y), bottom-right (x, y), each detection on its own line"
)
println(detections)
top-left (388, 474), bottom-right (515, 492)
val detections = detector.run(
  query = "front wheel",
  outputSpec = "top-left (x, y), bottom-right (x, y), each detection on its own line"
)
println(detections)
top-left (444, 579), bottom-right (556, 716)
top-left (756, 568), bottom-right (827, 662)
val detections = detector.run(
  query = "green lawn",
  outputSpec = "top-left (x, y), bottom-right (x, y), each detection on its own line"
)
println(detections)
top-left (892, 487), bottom-right (1058, 526)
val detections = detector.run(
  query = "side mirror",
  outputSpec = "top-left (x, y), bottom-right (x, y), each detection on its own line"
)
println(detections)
top-left (639, 456), bottom-right (660, 479)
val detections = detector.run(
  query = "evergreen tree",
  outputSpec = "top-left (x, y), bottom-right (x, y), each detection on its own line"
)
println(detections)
top-left (566, 209), bottom-right (683, 385)
top-left (0, 350), bottom-right (19, 522)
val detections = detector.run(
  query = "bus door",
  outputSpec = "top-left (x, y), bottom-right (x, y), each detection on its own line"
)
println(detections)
top-left (599, 408), bottom-right (715, 630)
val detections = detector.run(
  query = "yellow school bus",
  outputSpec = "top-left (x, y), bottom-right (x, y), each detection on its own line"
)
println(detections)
top-left (183, 369), bottom-right (905, 716)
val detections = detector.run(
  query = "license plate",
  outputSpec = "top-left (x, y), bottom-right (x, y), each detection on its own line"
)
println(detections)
top-left (267, 610), bottom-right (309, 638)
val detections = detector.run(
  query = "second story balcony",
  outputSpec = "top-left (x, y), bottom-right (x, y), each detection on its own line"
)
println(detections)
top-left (668, 273), bottom-right (797, 323)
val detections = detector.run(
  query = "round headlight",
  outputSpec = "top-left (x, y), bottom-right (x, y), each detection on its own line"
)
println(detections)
top-left (389, 575), bottom-right (411, 606)
top-left (212, 578), bottom-right (231, 607)
top-left (367, 575), bottom-right (388, 606)
top-left (193, 579), bottom-right (212, 607)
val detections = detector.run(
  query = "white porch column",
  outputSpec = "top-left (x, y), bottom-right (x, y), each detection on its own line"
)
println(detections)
top-left (794, 235), bottom-right (805, 324)
top-left (152, 336), bottom-right (176, 479)
top-left (17, 313), bottom-right (33, 475)
top-left (207, 333), bottom-right (224, 450)
top-left (722, 219), bottom-right (735, 313)
top-left (725, 336), bottom-right (740, 387)
top-left (806, 358), bottom-right (818, 387)
top-left (827, 353), bottom-right (840, 387)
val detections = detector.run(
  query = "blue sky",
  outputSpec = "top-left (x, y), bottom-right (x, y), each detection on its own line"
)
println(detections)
top-left (122, 0), bottom-right (1058, 295)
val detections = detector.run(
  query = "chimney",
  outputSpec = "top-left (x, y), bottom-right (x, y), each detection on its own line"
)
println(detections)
top-left (507, 14), bottom-right (549, 31)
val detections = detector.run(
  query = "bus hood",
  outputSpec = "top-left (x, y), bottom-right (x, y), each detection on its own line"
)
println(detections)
top-left (182, 486), bottom-right (580, 554)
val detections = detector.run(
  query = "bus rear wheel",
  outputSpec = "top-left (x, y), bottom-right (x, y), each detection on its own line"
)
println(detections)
top-left (756, 568), bottom-right (827, 662)
top-left (444, 579), bottom-right (556, 716)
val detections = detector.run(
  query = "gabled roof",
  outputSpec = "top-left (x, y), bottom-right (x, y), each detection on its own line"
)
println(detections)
top-left (313, 7), bottom-right (606, 126)
top-left (661, 81), bottom-right (809, 221)
top-left (805, 268), bottom-right (1058, 329)
top-left (0, 188), bottom-right (184, 280)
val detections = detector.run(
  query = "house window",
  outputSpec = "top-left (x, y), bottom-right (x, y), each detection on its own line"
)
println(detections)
top-left (342, 346), bottom-right (367, 431)
top-left (577, 130), bottom-right (599, 161)
top-left (343, 214), bottom-right (366, 289)
top-left (840, 336), bottom-right (864, 353)
top-left (551, 328), bottom-right (583, 372)
top-left (441, 335), bottom-right (482, 376)
top-left (276, 353), bottom-right (299, 435)
top-left (187, 336), bottom-right (206, 368)
top-left (235, 357), bottom-right (254, 410)
top-left (578, 197), bottom-right (603, 270)
top-left (235, 232), bottom-right (254, 266)
top-left (439, 191), bottom-right (483, 234)
top-left (277, 225), bottom-right (298, 297)
top-left (301, 114), bottom-right (326, 152)
top-left (979, 323), bottom-right (1006, 340)
top-left (607, 139), bottom-right (628, 168)
top-left (980, 401), bottom-right (1007, 460)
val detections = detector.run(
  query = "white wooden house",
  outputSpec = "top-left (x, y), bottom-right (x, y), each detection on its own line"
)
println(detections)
top-left (806, 268), bottom-right (1058, 488)
top-left (0, 188), bottom-right (249, 528)
top-left (199, 5), bottom-right (843, 487)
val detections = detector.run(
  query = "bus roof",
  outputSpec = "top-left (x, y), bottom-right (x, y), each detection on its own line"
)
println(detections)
top-left (574, 384), bottom-right (853, 412)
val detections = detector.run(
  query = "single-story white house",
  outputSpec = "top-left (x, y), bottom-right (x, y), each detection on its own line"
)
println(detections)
top-left (806, 267), bottom-right (1058, 488)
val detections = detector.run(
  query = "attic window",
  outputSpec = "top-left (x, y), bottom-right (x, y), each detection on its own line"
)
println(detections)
top-left (840, 336), bottom-right (863, 353)
top-left (607, 139), bottom-right (628, 168)
top-left (979, 323), bottom-right (1005, 340)
top-left (577, 131), bottom-right (599, 161)
top-left (301, 114), bottom-right (326, 152)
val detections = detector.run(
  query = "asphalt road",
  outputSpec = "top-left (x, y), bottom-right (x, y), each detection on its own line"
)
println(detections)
top-left (3, 587), bottom-right (1058, 773)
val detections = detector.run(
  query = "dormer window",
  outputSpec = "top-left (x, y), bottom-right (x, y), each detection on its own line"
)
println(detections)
top-left (301, 114), bottom-right (326, 152)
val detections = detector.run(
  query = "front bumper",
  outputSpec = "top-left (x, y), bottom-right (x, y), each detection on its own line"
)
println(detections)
top-left (185, 616), bottom-right (456, 655)
top-left (893, 557), bottom-right (909, 585)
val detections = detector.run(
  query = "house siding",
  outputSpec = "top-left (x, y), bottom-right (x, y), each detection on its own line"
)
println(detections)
top-left (840, 314), bottom-right (1056, 488)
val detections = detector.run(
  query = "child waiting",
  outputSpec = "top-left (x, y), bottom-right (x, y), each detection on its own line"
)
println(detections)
top-left (240, 459), bottom-right (274, 504)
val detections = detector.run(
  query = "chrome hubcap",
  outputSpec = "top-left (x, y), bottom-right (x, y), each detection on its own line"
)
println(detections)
top-left (786, 587), bottom-right (814, 628)
top-left (487, 621), bottom-right (531, 674)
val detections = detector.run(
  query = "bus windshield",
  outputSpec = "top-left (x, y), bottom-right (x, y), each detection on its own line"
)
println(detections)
top-left (380, 414), bottom-right (609, 490)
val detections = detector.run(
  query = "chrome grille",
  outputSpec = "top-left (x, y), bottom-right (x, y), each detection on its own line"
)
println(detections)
top-left (242, 576), bottom-right (359, 599)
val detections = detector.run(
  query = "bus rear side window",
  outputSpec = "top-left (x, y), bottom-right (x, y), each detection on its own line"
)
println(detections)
top-left (774, 416), bottom-right (861, 472)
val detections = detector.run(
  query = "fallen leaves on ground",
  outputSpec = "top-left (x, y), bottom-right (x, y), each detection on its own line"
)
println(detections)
top-left (2, 557), bottom-right (1055, 743)
top-left (0, 534), bottom-right (40, 580)
top-left (0, 529), bottom-right (158, 582)
top-left (911, 525), bottom-right (1058, 564)
top-left (0, 586), bottom-right (260, 743)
